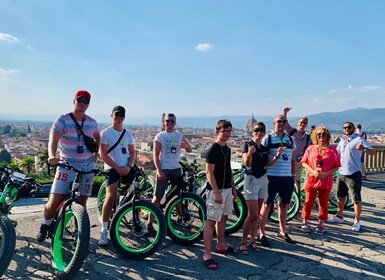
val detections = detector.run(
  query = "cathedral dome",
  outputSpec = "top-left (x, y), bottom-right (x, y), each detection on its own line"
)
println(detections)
top-left (244, 114), bottom-right (257, 134)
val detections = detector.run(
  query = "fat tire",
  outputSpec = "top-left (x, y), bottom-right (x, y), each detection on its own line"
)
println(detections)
top-left (0, 214), bottom-right (16, 278)
top-left (165, 192), bottom-right (206, 245)
top-left (97, 181), bottom-right (108, 224)
top-left (51, 203), bottom-right (90, 279)
top-left (268, 189), bottom-right (301, 223)
top-left (225, 189), bottom-right (248, 236)
top-left (110, 200), bottom-right (166, 259)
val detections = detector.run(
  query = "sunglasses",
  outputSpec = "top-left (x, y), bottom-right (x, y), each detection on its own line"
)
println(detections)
top-left (77, 97), bottom-right (89, 105)
top-left (317, 160), bottom-right (323, 167)
top-left (343, 126), bottom-right (353, 129)
top-left (165, 119), bottom-right (175, 124)
top-left (276, 120), bottom-right (288, 124)
top-left (300, 121), bottom-right (308, 125)
top-left (253, 127), bottom-right (266, 133)
top-left (219, 129), bottom-right (232, 133)
top-left (317, 132), bottom-right (327, 137)
top-left (114, 112), bottom-right (125, 117)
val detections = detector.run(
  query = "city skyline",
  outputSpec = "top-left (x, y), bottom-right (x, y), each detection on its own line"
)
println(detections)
top-left (1, 1), bottom-right (385, 119)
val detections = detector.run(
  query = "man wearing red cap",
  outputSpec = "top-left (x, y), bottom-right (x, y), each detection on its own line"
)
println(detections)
top-left (36, 90), bottom-right (100, 242)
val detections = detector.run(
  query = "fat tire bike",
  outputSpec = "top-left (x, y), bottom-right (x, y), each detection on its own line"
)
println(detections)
top-left (195, 167), bottom-right (248, 236)
top-left (0, 213), bottom-right (16, 278)
top-left (143, 161), bottom-right (207, 245)
top-left (47, 162), bottom-right (106, 279)
top-left (97, 165), bottom-right (166, 259)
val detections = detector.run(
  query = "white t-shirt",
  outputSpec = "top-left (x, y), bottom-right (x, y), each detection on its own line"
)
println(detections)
top-left (100, 126), bottom-right (135, 170)
top-left (154, 131), bottom-right (183, 169)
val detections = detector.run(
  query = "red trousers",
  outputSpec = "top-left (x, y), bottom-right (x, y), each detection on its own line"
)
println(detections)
top-left (301, 188), bottom-right (331, 222)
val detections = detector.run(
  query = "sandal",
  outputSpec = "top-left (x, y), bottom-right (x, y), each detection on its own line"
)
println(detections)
top-left (249, 241), bottom-right (261, 252)
top-left (201, 257), bottom-right (218, 270)
top-left (301, 223), bottom-right (311, 233)
top-left (215, 245), bottom-right (239, 255)
top-left (239, 242), bottom-right (249, 255)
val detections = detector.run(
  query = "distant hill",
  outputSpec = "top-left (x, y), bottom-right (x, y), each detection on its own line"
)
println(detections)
top-left (1, 107), bottom-right (384, 133)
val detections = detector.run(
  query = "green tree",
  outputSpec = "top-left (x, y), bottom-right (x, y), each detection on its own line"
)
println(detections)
top-left (6, 162), bottom-right (21, 172)
top-left (38, 149), bottom-right (51, 176)
top-left (20, 156), bottom-right (35, 174)
top-left (0, 149), bottom-right (12, 164)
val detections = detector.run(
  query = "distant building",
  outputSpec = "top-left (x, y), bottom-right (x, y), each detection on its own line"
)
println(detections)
top-left (244, 114), bottom-right (257, 135)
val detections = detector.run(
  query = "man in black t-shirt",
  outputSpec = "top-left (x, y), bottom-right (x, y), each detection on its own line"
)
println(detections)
top-left (201, 120), bottom-right (238, 270)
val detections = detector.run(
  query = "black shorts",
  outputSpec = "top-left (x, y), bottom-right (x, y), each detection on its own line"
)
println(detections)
top-left (336, 171), bottom-right (362, 203)
top-left (265, 176), bottom-right (294, 204)
top-left (106, 167), bottom-right (136, 186)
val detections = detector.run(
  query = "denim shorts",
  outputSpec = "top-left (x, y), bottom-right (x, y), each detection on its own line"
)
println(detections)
top-left (243, 174), bottom-right (268, 200)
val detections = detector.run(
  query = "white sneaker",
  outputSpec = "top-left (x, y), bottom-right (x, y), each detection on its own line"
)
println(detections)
top-left (98, 230), bottom-right (108, 246)
top-left (352, 221), bottom-right (361, 232)
top-left (327, 215), bottom-right (344, 223)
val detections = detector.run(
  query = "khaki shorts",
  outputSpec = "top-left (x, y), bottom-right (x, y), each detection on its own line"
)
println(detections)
top-left (243, 174), bottom-right (268, 200)
top-left (206, 188), bottom-right (233, 222)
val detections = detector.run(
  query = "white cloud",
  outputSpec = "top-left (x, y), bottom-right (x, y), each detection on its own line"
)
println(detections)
top-left (195, 43), bottom-right (213, 52)
top-left (0, 33), bottom-right (19, 43)
top-left (0, 69), bottom-right (21, 75)
top-left (328, 84), bottom-right (384, 94)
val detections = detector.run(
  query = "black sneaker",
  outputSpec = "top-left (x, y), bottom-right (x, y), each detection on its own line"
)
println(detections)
top-left (260, 235), bottom-right (271, 248)
top-left (36, 224), bottom-right (50, 243)
top-left (146, 225), bottom-right (157, 236)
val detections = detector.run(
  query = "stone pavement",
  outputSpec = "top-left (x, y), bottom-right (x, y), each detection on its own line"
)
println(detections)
top-left (2, 172), bottom-right (385, 280)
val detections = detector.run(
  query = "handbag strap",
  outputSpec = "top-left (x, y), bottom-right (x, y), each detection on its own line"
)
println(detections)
top-left (107, 129), bottom-right (126, 154)
top-left (69, 113), bottom-right (85, 138)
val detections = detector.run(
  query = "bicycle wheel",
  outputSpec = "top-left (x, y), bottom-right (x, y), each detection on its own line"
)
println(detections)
top-left (97, 181), bottom-right (108, 224)
top-left (51, 203), bottom-right (90, 279)
top-left (225, 189), bottom-right (248, 236)
top-left (268, 190), bottom-right (300, 223)
top-left (0, 214), bottom-right (16, 278)
top-left (110, 200), bottom-right (166, 259)
top-left (165, 192), bottom-right (206, 245)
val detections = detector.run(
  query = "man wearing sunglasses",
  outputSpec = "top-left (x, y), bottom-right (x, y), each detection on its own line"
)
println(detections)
top-left (37, 90), bottom-right (100, 242)
top-left (259, 115), bottom-right (296, 244)
top-left (328, 122), bottom-right (375, 232)
top-left (151, 113), bottom-right (192, 227)
top-left (283, 107), bottom-right (311, 188)
top-left (98, 106), bottom-right (136, 246)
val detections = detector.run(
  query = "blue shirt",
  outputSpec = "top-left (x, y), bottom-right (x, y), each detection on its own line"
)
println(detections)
top-left (336, 133), bottom-right (373, 175)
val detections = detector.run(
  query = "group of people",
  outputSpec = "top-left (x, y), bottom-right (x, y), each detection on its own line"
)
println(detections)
top-left (35, 90), bottom-right (375, 272)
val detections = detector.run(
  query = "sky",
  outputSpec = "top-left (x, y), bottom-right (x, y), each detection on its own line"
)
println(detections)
top-left (1, 0), bottom-right (385, 122)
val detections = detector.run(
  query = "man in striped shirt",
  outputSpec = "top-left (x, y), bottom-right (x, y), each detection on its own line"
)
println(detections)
top-left (36, 90), bottom-right (100, 243)
top-left (259, 114), bottom-right (296, 246)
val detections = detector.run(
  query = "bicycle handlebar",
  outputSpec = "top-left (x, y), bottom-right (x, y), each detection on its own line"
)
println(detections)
top-left (56, 162), bottom-right (109, 177)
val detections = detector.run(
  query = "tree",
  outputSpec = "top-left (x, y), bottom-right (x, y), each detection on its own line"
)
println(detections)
top-left (0, 149), bottom-right (12, 164)
top-left (6, 162), bottom-right (21, 172)
top-left (38, 149), bottom-right (51, 176)
top-left (20, 156), bottom-right (35, 174)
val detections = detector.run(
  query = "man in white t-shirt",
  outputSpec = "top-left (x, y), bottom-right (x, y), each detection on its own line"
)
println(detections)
top-left (151, 113), bottom-right (192, 226)
top-left (98, 106), bottom-right (136, 246)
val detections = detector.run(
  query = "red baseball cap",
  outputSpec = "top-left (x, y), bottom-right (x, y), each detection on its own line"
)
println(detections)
top-left (74, 90), bottom-right (91, 101)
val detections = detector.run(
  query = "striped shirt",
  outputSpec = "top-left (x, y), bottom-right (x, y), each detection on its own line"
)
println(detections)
top-left (51, 113), bottom-right (99, 165)
top-left (262, 132), bottom-right (295, 177)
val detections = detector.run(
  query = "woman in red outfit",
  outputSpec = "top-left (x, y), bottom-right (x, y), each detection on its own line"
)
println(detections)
top-left (300, 126), bottom-right (340, 235)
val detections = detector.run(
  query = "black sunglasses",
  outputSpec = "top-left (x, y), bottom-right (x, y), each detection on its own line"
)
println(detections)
top-left (77, 97), bottom-right (89, 105)
top-left (317, 132), bottom-right (327, 137)
top-left (276, 120), bottom-right (288, 124)
top-left (343, 126), bottom-right (353, 129)
top-left (253, 127), bottom-right (266, 133)
top-left (114, 112), bottom-right (125, 117)
top-left (165, 119), bottom-right (175, 124)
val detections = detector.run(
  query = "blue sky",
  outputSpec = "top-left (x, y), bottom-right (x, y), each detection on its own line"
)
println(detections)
top-left (1, 0), bottom-right (385, 122)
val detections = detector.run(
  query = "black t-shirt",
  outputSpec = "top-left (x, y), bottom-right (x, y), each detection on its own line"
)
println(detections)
top-left (205, 142), bottom-right (232, 190)
top-left (241, 140), bottom-right (268, 178)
